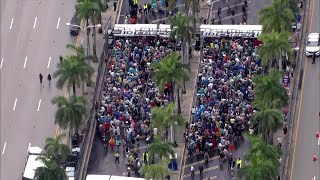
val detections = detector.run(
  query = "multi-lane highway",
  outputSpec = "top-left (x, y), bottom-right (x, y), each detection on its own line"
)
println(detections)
top-left (0, 0), bottom-right (79, 179)
top-left (290, 0), bottom-right (320, 179)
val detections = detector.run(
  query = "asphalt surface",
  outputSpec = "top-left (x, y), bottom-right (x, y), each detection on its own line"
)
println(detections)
top-left (290, 0), bottom-right (320, 179)
top-left (207, 0), bottom-right (272, 25)
top-left (0, 0), bottom-right (79, 179)
top-left (87, 135), bottom-right (150, 176)
top-left (118, 0), bottom-right (184, 24)
top-left (182, 140), bottom-right (249, 179)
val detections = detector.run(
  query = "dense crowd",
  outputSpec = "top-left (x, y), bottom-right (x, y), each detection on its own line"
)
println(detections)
top-left (185, 37), bottom-right (264, 166)
top-left (95, 35), bottom-right (175, 173)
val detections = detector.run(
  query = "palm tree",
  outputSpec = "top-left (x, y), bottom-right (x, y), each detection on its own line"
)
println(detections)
top-left (237, 156), bottom-right (279, 180)
top-left (66, 44), bottom-right (95, 62)
top-left (251, 106), bottom-right (283, 144)
top-left (258, 0), bottom-right (295, 33)
top-left (237, 134), bottom-right (280, 180)
top-left (170, 12), bottom-right (195, 64)
top-left (252, 69), bottom-right (288, 108)
top-left (151, 103), bottom-right (185, 142)
top-left (44, 133), bottom-right (70, 163)
top-left (148, 137), bottom-right (174, 160)
top-left (140, 162), bottom-right (171, 180)
top-left (75, 0), bottom-right (101, 58)
top-left (51, 96), bottom-right (87, 134)
top-left (245, 134), bottom-right (281, 165)
top-left (152, 53), bottom-right (189, 113)
top-left (53, 56), bottom-right (94, 95)
top-left (34, 156), bottom-right (67, 180)
top-left (257, 31), bottom-right (292, 70)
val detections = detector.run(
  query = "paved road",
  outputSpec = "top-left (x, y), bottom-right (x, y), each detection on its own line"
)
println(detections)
top-left (87, 135), bottom-right (149, 176)
top-left (207, 0), bottom-right (272, 25)
top-left (182, 140), bottom-right (249, 179)
top-left (290, 0), bottom-right (320, 179)
top-left (0, 0), bottom-right (78, 179)
top-left (118, 0), bottom-right (184, 24)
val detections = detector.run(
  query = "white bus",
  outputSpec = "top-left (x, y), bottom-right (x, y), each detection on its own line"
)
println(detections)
top-left (22, 147), bottom-right (45, 180)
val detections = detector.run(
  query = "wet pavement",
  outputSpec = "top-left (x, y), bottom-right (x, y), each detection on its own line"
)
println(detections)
top-left (182, 139), bottom-right (249, 179)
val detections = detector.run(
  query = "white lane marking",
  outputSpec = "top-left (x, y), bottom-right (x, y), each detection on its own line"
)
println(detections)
top-left (2, 142), bottom-right (6, 155)
top-left (33, 17), bottom-right (37, 29)
top-left (56, 17), bottom-right (60, 29)
top-left (28, 143), bottom-right (31, 152)
top-left (37, 99), bottom-right (42, 111)
top-left (13, 98), bottom-right (17, 111)
top-left (47, 56), bottom-right (51, 69)
top-left (0, 58), bottom-right (3, 69)
top-left (10, 18), bottom-right (14, 29)
top-left (23, 56), bottom-right (28, 68)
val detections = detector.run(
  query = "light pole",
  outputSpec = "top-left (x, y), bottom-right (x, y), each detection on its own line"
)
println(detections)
top-left (66, 23), bottom-right (101, 55)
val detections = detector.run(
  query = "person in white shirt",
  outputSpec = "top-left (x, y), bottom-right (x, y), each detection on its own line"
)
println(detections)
top-left (190, 165), bottom-right (194, 177)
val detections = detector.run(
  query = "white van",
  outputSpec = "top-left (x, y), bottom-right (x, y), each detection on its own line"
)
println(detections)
top-left (22, 146), bottom-right (45, 180)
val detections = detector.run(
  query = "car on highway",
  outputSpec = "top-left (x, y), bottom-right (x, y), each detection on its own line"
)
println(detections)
top-left (70, 13), bottom-right (80, 36)
top-left (305, 32), bottom-right (320, 56)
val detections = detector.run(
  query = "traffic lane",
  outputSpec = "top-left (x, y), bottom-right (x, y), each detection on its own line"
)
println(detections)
top-left (87, 135), bottom-right (149, 175)
top-left (0, 0), bottom-right (17, 56)
top-left (0, 83), bottom-right (44, 180)
top-left (1, 0), bottom-right (76, 178)
top-left (0, 2), bottom-right (40, 144)
top-left (292, 60), bottom-right (320, 180)
top-left (0, 0), bottom-right (17, 30)
top-left (25, 0), bottom-right (82, 148)
top-left (292, 0), bottom-right (320, 179)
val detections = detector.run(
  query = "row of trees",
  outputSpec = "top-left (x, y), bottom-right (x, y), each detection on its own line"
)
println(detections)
top-left (33, 0), bottom-right (107, 178)
top-left (257, 0), bottom-right (296, 70)
top-left (33, 44), bottom-right (93, 179)
top-left (238, 0), bottom-right (298, 179)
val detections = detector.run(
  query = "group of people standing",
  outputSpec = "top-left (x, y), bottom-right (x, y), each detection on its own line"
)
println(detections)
top-left (185, 36), bottom-right (263, 177)
top-left (95, 35), bottom-right (175, 176)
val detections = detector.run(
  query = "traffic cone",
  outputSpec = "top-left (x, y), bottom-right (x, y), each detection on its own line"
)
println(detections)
top-left (313, 155), bottom-right (317, 162)
top-left (316, 131), bottom-right (319, 139)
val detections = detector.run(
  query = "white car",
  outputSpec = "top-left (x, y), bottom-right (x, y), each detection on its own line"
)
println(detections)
top-left (305, 33), bottom-right (320, 56)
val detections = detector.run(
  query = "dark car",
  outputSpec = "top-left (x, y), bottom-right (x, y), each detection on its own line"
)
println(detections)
top-left (70, 13), bottom-right (80, 36)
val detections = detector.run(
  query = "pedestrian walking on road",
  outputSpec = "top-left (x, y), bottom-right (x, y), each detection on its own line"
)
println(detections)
top-left (59, 55), bottom-right (63, 63)
top-left (109, 137), bottom-right (115, 150)
top-left (39, 73), bottom-right (43, 84)
top-left (283, 126), bottom-right (287, 135)
top-left (312, 53), bottom-right (316, 64)
top-left (277, 137), bottom-right (282, 149)
top-left (114, 151), bottom-right (120, 164)
top-left (190, 165), bottom-right (195, 178)
top-left (199, 165), bottom-right (204, 179)
top-left (217, 6), bottom-right (221, 18)
top-left (47, 74), bottom-right (52, 85)
top-left (113, 0), bottom-right (117, 12)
